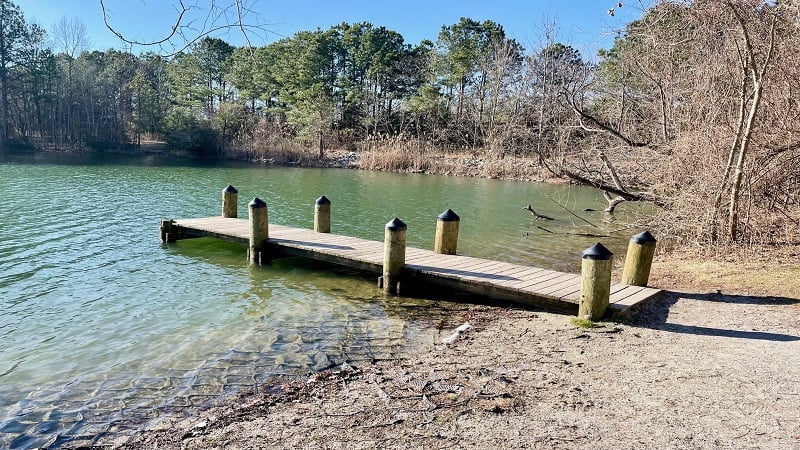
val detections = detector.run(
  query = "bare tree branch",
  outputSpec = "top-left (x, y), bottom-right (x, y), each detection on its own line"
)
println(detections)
top-left (100, 0), bottom-right (272, 55)
top-left (564, 88), bottom-right (649, 147)
top-left (100, 0), bottom-right (188, 47)
top-left (598, 152), bottom-right (628, 213)
top-left (561, 166), bottom-right (667, 208)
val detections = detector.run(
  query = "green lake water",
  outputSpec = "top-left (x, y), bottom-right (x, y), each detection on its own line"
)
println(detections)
top-left (0, 152), bottom-right (642, 448)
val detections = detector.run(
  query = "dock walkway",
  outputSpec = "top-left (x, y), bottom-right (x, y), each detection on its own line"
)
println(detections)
top-left (167, 216), bottom-right (660, 313)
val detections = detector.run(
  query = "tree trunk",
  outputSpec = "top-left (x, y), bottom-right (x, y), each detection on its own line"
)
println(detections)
top-left (657, 81), bottom-right (669, 142)
top-left (727, 78), bottom-right (763, 242)
top-left (599, 152), bottom-right (628, 213)
top-left (726, 5), bottom-right (775, 242)
top-left (0, 7), bottom-right (8, 147)
top-left (711, 66), bottom-right (747, 240)
top-left (457, 79), bottom-right (465, 122)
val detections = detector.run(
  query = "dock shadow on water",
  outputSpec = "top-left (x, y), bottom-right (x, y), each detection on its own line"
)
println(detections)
top-left (0, 241), bottom-right (480, 449)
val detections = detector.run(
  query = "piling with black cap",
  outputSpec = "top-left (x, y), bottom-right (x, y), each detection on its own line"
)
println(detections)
top-left (434, 209), bottom-right (460, 255)
top-left (381, 217), bottom-right (407, 294)
top-left (159, 219), bottom-right (176, 243)
top-left (314, 195), bottom-right (331, 233)
top-left (579, 243), bottom-right (613, 320)
top-left (621, 231), bottom-right (657, 287)
top-left (222, 185), bottom-right (238, 218)
top-left (248, 197), bottom-right (269, 263)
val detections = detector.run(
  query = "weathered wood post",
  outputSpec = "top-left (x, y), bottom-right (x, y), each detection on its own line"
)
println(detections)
top-left (248, 197), bottom-right (269, 264)
top-left (222, 185), bottom-right (238, 218)
top-left (380, 217), bottom-right (407, 294)
top-left (434, 209), bottom-right (460, 255)
top-left (578, 243), bottom-right (613, 321)
top-left (314, 195), bottom-right (331, 233)
top-left (159, 219), bottom-right (176, 243)
top-left (621, 231), bottom-right (657, 287)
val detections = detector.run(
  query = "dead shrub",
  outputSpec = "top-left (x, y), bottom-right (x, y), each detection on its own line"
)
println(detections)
top-left (356, 136), bottom-right (432, 173)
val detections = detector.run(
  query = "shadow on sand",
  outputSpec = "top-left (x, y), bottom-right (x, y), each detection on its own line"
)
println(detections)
top-left (626, 290), bottom-right (800, 342)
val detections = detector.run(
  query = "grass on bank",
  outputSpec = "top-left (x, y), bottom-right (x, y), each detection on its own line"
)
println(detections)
top-left (647, 246), bottom-right (800, 298)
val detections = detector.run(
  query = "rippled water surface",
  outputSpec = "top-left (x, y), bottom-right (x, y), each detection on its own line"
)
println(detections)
top-left (0, 153), bottom-right (639, 448)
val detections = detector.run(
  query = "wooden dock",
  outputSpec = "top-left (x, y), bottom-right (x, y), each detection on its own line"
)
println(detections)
top-left (164, 216), bottom-right (661, 313)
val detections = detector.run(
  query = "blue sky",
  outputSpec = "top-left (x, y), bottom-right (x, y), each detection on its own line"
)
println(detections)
top-left (16, 0), bottom-right (651, 59)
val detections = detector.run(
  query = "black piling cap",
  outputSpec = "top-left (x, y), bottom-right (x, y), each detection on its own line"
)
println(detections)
top-left (223, 184), bottom-right (238, 194)
top-left (630, 230), bottom-right (657, 245)
top-left (249, 197), bottom-right (267, 208)
top-left (316, 195), bottom-right (331, 205)
top-left (582, 242), bottom-right (614, 260)
top-left (437, 208), bottom-right (460, 222)
top-left (385, 217), bottom-right (407, 231)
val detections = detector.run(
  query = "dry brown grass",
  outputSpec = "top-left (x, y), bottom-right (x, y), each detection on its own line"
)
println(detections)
top-left (352, 137), bottom-right (546, 181)
top-left (226, 136), bottom-right (317, 165)
top-left (646, 244), bottom-right (800, 298)
top-left (355, 137), bottom-right (432, 173)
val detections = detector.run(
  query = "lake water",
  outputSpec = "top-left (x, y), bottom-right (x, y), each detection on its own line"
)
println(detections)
top-left (0, 153), bottom-right (641, 448)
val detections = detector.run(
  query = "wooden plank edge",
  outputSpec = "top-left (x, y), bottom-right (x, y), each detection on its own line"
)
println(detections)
top-left (409, 271), bottom-right (578, 313)
top-left (608, 288), bottom-right (663, 312)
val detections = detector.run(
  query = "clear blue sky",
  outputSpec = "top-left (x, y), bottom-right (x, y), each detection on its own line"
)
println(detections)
top-left (16, 0), bottom-right (651, 59)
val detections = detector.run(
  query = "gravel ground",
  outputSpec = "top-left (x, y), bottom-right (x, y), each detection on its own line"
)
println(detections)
top-left (122, 257), bottom-right (800, 449)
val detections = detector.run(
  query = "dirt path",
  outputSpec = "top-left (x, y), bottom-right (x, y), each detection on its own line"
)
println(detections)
top-left (123, 254), bottom-right (800, 450)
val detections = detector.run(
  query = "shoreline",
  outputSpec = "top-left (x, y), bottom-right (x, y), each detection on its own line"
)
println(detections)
top-left (122, 257), bottom-right (800, 448)
top-left (2, 145), bottom-right (556, 184)
top-left (118, 251), bottom-right (800, 449)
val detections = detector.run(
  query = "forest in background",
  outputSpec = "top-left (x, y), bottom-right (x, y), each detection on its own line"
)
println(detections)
top-left (0, 0), bottom-right (798, 246)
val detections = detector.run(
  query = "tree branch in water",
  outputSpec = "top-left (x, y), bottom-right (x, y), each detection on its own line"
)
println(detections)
top-left (523, 205), bottom-right (555, 220)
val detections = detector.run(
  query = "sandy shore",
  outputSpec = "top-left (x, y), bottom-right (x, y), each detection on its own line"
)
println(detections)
top-left (120, 253), bottom-right (800, 449)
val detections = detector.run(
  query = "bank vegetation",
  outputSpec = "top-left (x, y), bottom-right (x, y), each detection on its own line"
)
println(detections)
top-left (1, 0), bottom-right (798, 246)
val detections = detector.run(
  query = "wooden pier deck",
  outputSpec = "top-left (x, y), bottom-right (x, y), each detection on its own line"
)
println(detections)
top-left (166, 216), bottom-right (661, 313)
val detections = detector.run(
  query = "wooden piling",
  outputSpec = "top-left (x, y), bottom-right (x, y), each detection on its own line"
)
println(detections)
top-left (248, 197), bottom-right (269, 263)
top-left (621, 231), bottom-right (657, 287)
top-left (222, 185), bottom-right (238, 218)
top-left (159, 219), bottom-right (176, 243)
top-left (314, 195), bottom-right (331, 233)
top-left (434, 209), bottom-right (460, 255)
top-left (578, 243), bottom-right (613, 321)
top-left (381, 217), bottom-right (407, 294)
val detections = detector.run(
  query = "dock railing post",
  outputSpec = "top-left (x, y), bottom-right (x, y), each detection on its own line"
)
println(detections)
top-left (222, 185), bottom-right (238, 218)
top-left (248, 197), bottom-right (269, 264)
top-left (159, 219), bottom-right (176, 243)
top-left (579, 243), bottom-right (613, 321)
top-left (314, 195), bottom-right (331, 233)
top-left (434, 209), bottom-right (460, 255)
top-left (381, 218), bottom-right (407, 294)
top-left (621, 231), bottom-right (657, 287)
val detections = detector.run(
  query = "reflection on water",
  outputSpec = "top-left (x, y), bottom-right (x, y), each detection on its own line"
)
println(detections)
top-left (0, 153), bottom-right (644, 448)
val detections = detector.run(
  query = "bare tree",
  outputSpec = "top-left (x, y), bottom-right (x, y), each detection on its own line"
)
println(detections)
top-left (722, 2), bottom-right (777, 242)
top-left (50, 16), bottom-right (90, 57)
top-left (474, 36), bottom-right (524, 156)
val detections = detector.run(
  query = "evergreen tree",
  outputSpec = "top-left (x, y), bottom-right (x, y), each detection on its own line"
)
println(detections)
top-left (0, 0), bottom-right (31, 146)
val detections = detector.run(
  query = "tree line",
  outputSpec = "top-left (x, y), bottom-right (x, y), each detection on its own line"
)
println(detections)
top-left (1, 0), bottom-right (798, 245)
top-left (0, 2), bottom-right (550, 157)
